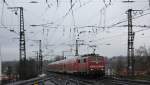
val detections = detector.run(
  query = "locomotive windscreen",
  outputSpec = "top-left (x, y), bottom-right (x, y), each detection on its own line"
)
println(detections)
top-left (88, 56), bottom-right (104, 62)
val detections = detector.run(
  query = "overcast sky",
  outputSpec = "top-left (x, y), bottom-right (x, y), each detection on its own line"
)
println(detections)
top-left (0, 0), bottom-right (150, 61)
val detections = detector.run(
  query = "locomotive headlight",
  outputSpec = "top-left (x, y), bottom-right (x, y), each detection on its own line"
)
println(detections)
top-left (90, 68), bottom-right (94, 71)
top-left (101, 67), bottom-right (105, 70)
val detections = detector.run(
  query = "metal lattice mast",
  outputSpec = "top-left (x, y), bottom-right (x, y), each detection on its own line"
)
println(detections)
top-left (19, 7), bottom-right (26, 61)
top-left (127, 9), bottom-right (142, 76)
top-left (19, 7), bottom-right (27, 80)
top-left (8, 7), bottom-right (27, 79)
top-left (127, 9), bottom-right (135, 76)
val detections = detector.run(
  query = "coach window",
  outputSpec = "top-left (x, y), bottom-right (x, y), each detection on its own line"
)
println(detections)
top-left (84, 59), bottom-right (86, 63)
top-left (78, 59), bottom-right (80, 63)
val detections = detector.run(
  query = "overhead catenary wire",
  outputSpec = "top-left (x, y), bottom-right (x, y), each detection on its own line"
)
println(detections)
top-left (70, 0), bottom-right (76, 27)
top-left (95, 25), bottom-right (150, 44)
top-left (0, 0), bottom-right (19, 34)
top-left (26, 4), bottom-right (150, 51)
top-left (1, 0), bottom-right (150, 57)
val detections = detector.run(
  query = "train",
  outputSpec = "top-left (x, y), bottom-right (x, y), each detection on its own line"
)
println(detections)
top-left (47, 54), bottom-right (106, 76)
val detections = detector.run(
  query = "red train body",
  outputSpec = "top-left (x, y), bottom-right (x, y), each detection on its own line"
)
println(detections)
top-left (47, 54), bottom-right (106, 76)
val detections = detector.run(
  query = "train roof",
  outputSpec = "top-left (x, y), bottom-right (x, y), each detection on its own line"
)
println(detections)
top-left (81, 53), bottom-right (102, 57)
top-left (48, 54), bottom-right (104, 65)
top-left (48, 56), bottom-right (80, 65)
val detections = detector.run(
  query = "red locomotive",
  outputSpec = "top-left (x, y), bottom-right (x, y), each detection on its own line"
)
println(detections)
top-left (47, 54), bottom-right (106, 76)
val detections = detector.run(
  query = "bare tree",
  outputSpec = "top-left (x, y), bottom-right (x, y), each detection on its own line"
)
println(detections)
top-left (135, 46), bottom-right (150, 75)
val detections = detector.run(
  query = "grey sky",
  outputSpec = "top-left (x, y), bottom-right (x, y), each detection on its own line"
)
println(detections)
top-left (0, 0), bottom-right (150, 61)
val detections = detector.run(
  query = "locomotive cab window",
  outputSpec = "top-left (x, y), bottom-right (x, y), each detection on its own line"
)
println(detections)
top-left (83, 59), bottom-right (86, 63)
top-left (80, 59), bottom-right (86, 63)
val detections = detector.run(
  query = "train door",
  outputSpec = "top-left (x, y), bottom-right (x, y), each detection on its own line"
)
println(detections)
top-left (75, 59), bottom-right (80, 73)
top-left (83, 58), bottom-right (87, 73)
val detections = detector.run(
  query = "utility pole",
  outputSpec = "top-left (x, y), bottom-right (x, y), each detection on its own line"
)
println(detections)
top-left (32, 51), bottom-right (39, 75)
top-left (8, 7), bottom-right (27, 80)
top-left (39, 40), bottom-right (43, 74)
top-left (31, 40), bottom-right (42, 74)
top-left (75, 40), bottom-right (79, 56)
top-left (36, 51), bottom-right (39, 74)
top-left (126, 9), bottom-right (142, 76)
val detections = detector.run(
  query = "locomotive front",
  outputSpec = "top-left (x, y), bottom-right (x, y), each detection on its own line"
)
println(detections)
top-left (87, 54), bottom-right (105, 76)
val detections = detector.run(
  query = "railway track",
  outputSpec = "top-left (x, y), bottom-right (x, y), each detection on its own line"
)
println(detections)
top-left (110, 76), bottom-right (150, 85)
top-left (47, 72), bottom-right (109, 85)
top-left (5, 73), bottom-right (150, 85)
top-left (47, 73), bottom-right (150, 85)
